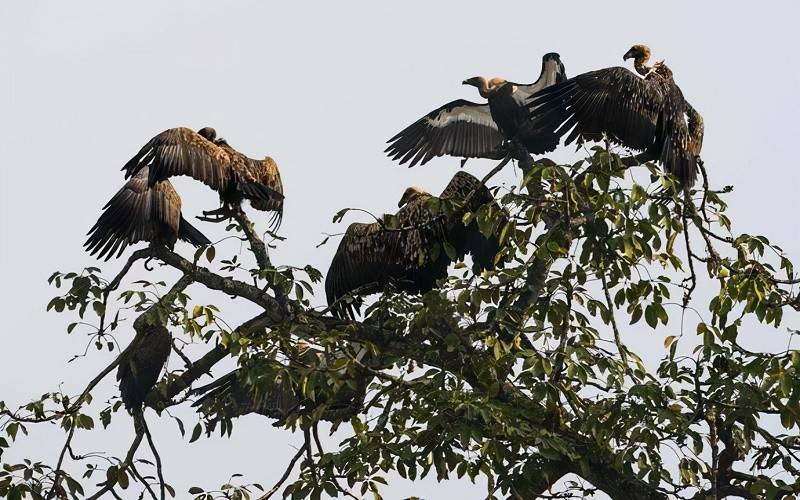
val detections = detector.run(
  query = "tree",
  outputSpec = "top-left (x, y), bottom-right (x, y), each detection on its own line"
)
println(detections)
top-left (1, 148), bottom-right (799, 500)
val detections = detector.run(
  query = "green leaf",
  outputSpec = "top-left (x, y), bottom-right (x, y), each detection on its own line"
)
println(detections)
top-left (190, 423), bottom-right (202, 443)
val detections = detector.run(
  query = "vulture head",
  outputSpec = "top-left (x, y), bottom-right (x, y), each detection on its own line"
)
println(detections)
top-left (623, 44), bottom-right (651, 63)
top-left (398, 186), bottom-right (426, 208)
top-left (197, 126), bottom-right (218, 142)
top-left (462, 76), bottom-right (484, 88)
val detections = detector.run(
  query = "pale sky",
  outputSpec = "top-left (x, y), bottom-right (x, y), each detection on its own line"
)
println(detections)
top-left (1, 1), bottom-right (799, 498)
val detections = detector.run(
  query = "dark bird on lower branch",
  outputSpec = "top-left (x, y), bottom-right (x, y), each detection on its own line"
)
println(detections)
top-left (527, 44), bottom-right (704, 187)
top-left (117, 323), bottom-right (171, 412)
top-left (122, 126), bottom-right (285, 228)
top-left (386, 53), bottom-right (567, 167)
top-left (84, 166), bottom-right (211, 260)
top-left (193, 363), bottom-right (370, 431)
top-left (325, 171), bottom-right (505, 319)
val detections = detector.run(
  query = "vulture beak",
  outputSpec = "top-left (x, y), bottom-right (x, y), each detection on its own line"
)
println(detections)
top-left (623, 51), bottom-right (634, 61)
top-left (462, 79), bottom-right (470, 85)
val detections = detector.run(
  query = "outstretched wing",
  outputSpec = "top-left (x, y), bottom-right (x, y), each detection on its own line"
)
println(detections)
top-left (326, 222), bottom-right (409, 319)
top-left (239, 156), bottom-right (285, 229)
top-left (85, 167), bottom-right (208, 260)
top-left (509, 52), bottom-right (568, 107)
top-left (386, 99), bottom-right (506, 167)
top-left (122, 127), bottom-right (234, 192)
top-left (527, 67), bottom-right (665, 152)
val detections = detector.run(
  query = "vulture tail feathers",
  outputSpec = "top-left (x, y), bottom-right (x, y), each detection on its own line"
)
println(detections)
top-left (178, 216), bottom-right (212, 246)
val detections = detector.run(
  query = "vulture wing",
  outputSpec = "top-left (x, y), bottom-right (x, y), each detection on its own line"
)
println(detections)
top-left (527, 67), bottom-right (666, 153)
top-left (84, 167), bottom-right (209, 260)
top-left (325, 202), bottom-right (451, 319)
top-left (122, 127), bottom-right (234, 192)
top-left (439, 171), bottom-right (503, 271)
top-left (193, 365), bottom-right (367, 429)
top-left (237, 156), bottom-right (285, 229)
top-left (385, 99), bottom-right (506, 167)
top-left (508, 52), bottom-right (568, 107)
top-left (325, 172), bottom-right (504, 319)
top-left (117, 324), bottom-right (171, 411)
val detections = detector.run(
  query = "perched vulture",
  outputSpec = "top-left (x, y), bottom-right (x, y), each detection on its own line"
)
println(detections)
top-left (527, 44), bottom-right (704, 186)
top-left (325, 171), bottom-right (504, 319)
top-left (117, 323), bottom-right (171, 411)
top-left (122, 127), bottom-right (285, 228)
top-left (193, 363), bottom-right (370, 429)
top-left (84, 166), bottom-right (211, 260)
top-left (386, 53), bottom-right (567, 167)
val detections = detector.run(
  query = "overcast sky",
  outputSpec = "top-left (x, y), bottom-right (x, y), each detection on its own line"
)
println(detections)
top-left (1, 1), bottom-right (799, 498)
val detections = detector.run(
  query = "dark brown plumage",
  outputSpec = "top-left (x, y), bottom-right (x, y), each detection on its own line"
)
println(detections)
top-left (386, 53), bottom-right (567, 167)
top-left (527, 44), bottom-right (704, 186)
top-left (122, 127), bottom-right (284, 228)
top-left (193, 363), bottom-right (369, 429)
top-left (325, 171), bottom-right (504, 319)
top-left (117, 324), bottom-right (171, 411)
top-left (84, 166), bottom-right (211, 260)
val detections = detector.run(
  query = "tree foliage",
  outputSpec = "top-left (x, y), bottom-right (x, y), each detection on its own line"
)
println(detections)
top-left (1, 148), bottom-right (799, 500)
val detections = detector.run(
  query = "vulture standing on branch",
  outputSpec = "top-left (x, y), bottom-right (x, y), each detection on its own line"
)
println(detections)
top-left (122, 127), bottom-right (285, 228)
top-left (84, 166), bottom-right (211, 260)
top-left (386, 53), bottom-right (567, 167)
top-left (526, 44), bottom-right (704, 186)
top-left (117, 323), bottom-right (171, 411)
top-left (326, 171), bottom-right (504, 319)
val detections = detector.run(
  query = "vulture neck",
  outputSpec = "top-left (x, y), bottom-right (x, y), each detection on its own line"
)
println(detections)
top-left (633, 55), bottom-right (651, 77)
top-left (476, 77), bottom-right (506, 98)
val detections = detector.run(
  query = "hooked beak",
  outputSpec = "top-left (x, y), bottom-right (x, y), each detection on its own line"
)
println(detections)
top-left (462, 79), bottom-right (470, 85)
top-left (623, 50), bottom-right (636, 61)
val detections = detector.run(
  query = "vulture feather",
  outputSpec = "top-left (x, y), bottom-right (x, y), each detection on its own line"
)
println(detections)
top-left (527, 44), bottom-right (704, 186)
top-left (325, 171), bottom-right (504, 319)
top-left (386, 53), bottom-right (566, 166)
top-left (84, 166), bottom-right (211, 260)
top-left (122, 127), bottom-right (284, 228)
top-left (117, 323), bottom-right (171, 411)
top-left (193, 362), bottom-right (370, 429)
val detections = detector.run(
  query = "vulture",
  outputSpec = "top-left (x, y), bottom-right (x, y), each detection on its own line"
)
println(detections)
top-left (122, 127), bottom-right (285, 228)
top-left (117, 323), bottom-right (171, 411)
top-left (325, 171), bottom-right (504, 319)
top-left (385, 53), bottom-right (567, 167)
top-left (84, 166), bottom-right (211, 260)
top-left (526, 44), bottom-right (704, 186)
top-left (193, 363), bottom-right (370, 429)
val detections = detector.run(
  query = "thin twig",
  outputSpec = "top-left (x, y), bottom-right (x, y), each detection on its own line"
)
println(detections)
top-left (257, 443), bottom-right (308, 500)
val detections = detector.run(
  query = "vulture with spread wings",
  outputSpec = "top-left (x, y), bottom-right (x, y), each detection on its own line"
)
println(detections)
top-left (386, 53), bottom-right (566, 167)
top-left (122, 127), bottom-right (285, 228)
top-left (527, 44), bottom-right (704, 186)
top-left (84, 166), bottom-right (211, 260)
top-left (325, 171), bottom-right (504, 319)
